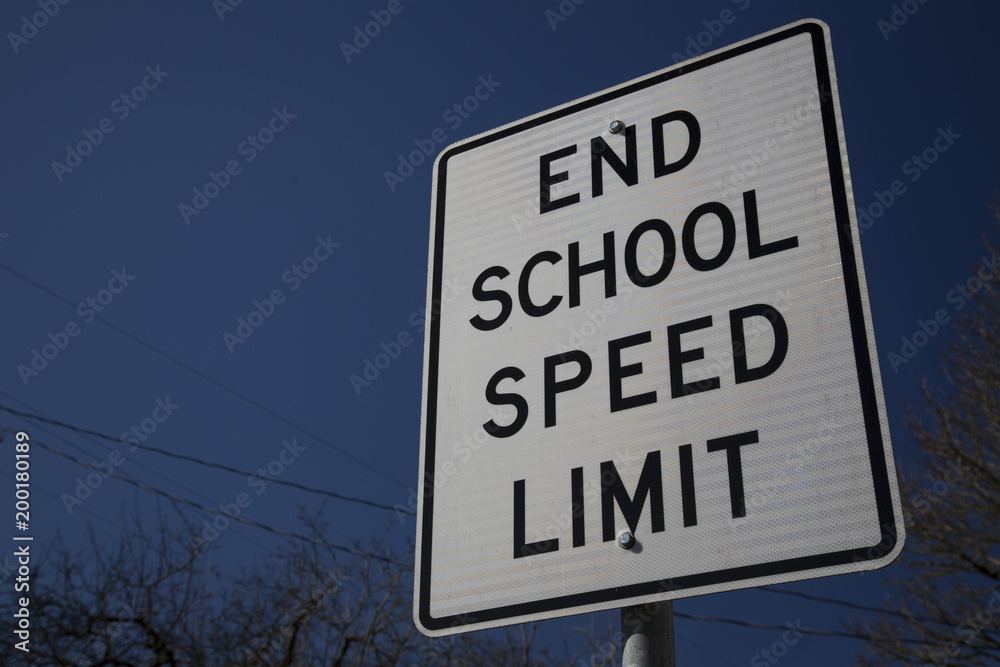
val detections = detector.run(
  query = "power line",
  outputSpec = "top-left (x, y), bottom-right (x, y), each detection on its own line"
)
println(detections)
top-left (0, 467), bottom-right (115, 531)
top-left (6, 425), bottom-right (976, 655)
top-left (0, 466), bottom-right (273, 558)
top-left (0, 416), bottom-right (283, 555)
top-left (672, 611), bottom-right (994, 650)
top-left (759, 586), bottom-right (945, 625)
top-left (0, 470), bottom-right (260, 592)
top-left (0, 391), bottom-right (245, 511)
top-left (0, 395), bottom-right (278, 554)
top-left (16, 419), bottom-right (986, 654)
top-left (0, 402), bottom-right (413, 517)
top-left (2, 426), bottom-right (408, 568)
top-left (0, 262), bottom-right (407, 489)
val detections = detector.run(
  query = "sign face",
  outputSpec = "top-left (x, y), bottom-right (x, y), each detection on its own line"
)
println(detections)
top-left (415, 19), bottom-right (904, 637)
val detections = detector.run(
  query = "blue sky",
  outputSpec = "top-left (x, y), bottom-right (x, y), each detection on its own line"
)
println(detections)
top-left (2, 0), bottom-right (998, 664)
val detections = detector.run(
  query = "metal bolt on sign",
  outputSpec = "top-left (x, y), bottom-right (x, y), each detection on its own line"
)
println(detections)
top-left (618, 531), bottom-right (636, 549)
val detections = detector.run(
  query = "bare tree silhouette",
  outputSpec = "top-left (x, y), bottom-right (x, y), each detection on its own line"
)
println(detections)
top-left (851, 201), bottom-right (1000, 666)
top-left (0, 503), bottom-right (608, 666)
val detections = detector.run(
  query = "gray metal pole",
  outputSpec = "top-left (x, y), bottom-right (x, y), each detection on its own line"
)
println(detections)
top-left (621, 600), bottom-right (676, 666)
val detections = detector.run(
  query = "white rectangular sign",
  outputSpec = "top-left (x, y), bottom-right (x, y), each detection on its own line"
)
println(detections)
top-left (415, 19), bottom-right (904, 636)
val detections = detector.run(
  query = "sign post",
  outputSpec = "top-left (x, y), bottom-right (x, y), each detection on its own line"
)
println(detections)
top-left (415, 18), bottom-right (904, 639)
top-left (622, 601), bottom-right (675, 666)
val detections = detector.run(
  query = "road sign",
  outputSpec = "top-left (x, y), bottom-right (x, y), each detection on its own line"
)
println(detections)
top-left (415, 19), bottom-right (904, 637)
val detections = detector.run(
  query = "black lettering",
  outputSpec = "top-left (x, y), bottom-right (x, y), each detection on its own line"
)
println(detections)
top-left (514, 479), bottom-right (559, 558)
top-left (679, 444), bottom-right (697, 527)
top-left (625, 218), bottom-right (675, 287)
top-left (483, 367), bottom-right (529, 438)
top-left (470, 266), bottom-right (512, 331)
top-left (519, 250), bottom-right (563, 317)
top-left (572, 466), bottom-right (585, 548)
top-left (608, 331), bottom-right (657, 412)
top-left (601, 451), bottom-right (665, 542)
top-left (591, 124), bottom-right (637, 197)
top-left (540, 145), bottom-right (580, 214)
top-left (730, 304), bottom-right (789, 384)
top-left (544, 350), bottom-right (592, 427)
top-left (682, 202), bottom-right (736, 272)
top-left (668, 316), bottom-right (718, 398)
top-left (706, 430), bottom-right (758, 519)
top-left (652, 110), bottom-right (701, 178)
top-left (568, 231), bottom-right (617, 307)
top-left (744, 190), bottom-right (798, 258)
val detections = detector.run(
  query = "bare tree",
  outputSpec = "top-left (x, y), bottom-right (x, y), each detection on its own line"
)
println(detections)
top-left (851, 202), bottom-right (1000, 666)
top-left (0, 507), bottom-right (226, 666)
top-left (0, 502), bottom-right (583, 666)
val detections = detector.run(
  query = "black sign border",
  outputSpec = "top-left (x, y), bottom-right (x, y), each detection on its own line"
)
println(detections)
top-left (418, 19), bottom-right (898, 634)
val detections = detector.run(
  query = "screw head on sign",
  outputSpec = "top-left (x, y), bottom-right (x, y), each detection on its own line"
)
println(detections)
top-left (618, 531), bottom-right (636, 550)
top-left (609, 120), bottom-right (625, 134)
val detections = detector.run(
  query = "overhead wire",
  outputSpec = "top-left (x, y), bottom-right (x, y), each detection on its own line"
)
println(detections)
top-left (0, 391), bottom-right (284, 552)
top-left (672, 611), bottom-right (995, 650)
top-left (0, 465), bottom-right (273, 563)
top-left (4, 266), bottom-right (979, 654)
top-left (0, 402), bottom-right (413, 516)
top-left (0, 262), bottom-right (408, 489)
top-left (0, 470), bottom-right (266, 592)
top-left (0, 416), bottom-right (276, 554)
top-left (0, 390), bottom-right (249, 512)
top-left (0, 467), bottom-right (116, 531)
top-left (5, 410), bottom-right (983, 648)
top-left (759, 585), bottom-right (946, 625)
top-left (5, 417), bottom-right (986, 652)
top-left (2, 426), bottom-right (407, 567)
